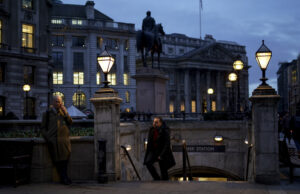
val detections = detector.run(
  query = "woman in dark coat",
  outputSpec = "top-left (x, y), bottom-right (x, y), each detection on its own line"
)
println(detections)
top-left (144, 117), bottom-right (175, 180)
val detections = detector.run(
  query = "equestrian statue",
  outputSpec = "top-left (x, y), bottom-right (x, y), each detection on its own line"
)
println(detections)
top-left (136, 11), bottom-right (165, 69)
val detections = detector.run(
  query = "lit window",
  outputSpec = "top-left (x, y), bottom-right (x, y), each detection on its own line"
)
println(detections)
top-left (22, 24), bottom-right (34, 48)
top-left (53, 72), bottom-right (63, 84)
top-left (124, 73), bottom-right (129, 85)
top-left (51, 19), bottom-right (63, 24)
top-left (0, 96), bottom-right (5, 117)
top-left (97, 37), bottom-right (103, 48)
top-left (72, 91), bottom-right (86, 109)
top-left (212, 101), bottom-right (216, 112)
top-left (108, 73), bottom-right (116, 85)
top-left (96, 72), bottom-right (101, 85)
top-left (73, 72), bottom-right (84, 85)
top-left (292, 70), bottom-right (297, 84)
top-left (125, 108), bottom-right (130, 112)
top-left (72, 19), bottom-right (83, 25)
top-left (53, 92), bottom-right (64, 105)
top-left (180, 101), bottom-right (185, 112)
top-left (22, 0), bottom-right (33, 9)
top-left (125, 91), bottom-right (130, 103)
top-left (169, 101), bottom-right (174, 113)
top-left (191, 100), bottom-right (196, 113)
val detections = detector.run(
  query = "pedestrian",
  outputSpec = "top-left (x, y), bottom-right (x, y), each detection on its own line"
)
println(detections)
top-left (144, 117), bottom-right (175, 180)
top-left (41, 96), bottom-right (72, 185)
top-left (290, 114), bottom-right (300, 158)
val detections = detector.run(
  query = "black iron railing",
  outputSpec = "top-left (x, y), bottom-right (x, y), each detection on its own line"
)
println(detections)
top-left (120, 145), bottom-right (141, 181)
top-left (182, 140), bottom-right (192, 181)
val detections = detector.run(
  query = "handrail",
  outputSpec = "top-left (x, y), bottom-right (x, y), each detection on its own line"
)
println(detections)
top-left (120, 145), bottom-right (141, 181)
top-left (182, 140), bottom-right (192, 181)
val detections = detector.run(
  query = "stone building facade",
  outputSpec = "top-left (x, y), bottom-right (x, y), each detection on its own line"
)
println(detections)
top-left (138, 34), bottom-right (249, 114)
top-left (0, 0), bottom-right (51, 119)
top-left (50, 1), bottom-right (136, 113)
top-left (277, 56), bottom-right (300, 115)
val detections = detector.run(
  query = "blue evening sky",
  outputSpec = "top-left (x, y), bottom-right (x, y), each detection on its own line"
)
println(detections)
top-left (61, 0), bottom-right (300, 94)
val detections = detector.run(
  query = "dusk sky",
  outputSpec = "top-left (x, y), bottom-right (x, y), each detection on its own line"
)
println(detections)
top-left (62, 0), bottom-right (300, 94)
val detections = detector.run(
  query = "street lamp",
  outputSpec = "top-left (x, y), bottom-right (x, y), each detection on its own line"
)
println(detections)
top-left (23, 84), bottom-right (31, 119)
top-left (207, 88), bottom-right (214, 111)
top-left (207, 88), bottom-right (214, 95)
top-left (228, 72), bottom-right (237, 112)
top-left (97, 48), bottom-right (115, 88)
top-left (233, 58), bottom-right (244, 112)
top-left (255, 40), bottom-right (272, 85)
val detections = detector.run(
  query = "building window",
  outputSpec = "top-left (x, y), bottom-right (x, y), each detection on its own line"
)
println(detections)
top-left (179, 48), bottom-right (184, 54)
top-left (212, 101), bottom-right (216, 112)
top-left (123, 73), bottom-right (129, 85)
top-left (73, 72), bottom-right (84, 85)
top-left (53, 92), bottom-right (64, 105)
top-left (24, 65), bottom-right (34, 84)
top-left (0, 96), bottom-right (5, 118)
top-left (168, 47), bottom-right (173, 54)
top-left (53, 72), bottom-right (63, 85)
top-left (53, 51), bottom-right (63, 69)
top-left (125, 91), bottom-right (130, 103)
top-left (72, 91), bottom-right (86, 109)
top-left (108, 73), bottom-right (116, 85)
top-left (125, 108), bottom-right (130, 112)
top-left (51, 35), bottom-right (64, 47)
top-left (72, 19), bottom-right (83, 25)
top-left (169, 101), bottom-right (174, 113)
top-left (180, 101), bottom-right (185, 112)
top-left (0, 62), bottom-right (5, 83)
top-left (292, 70), bottom-right (297, 84)
top-left (22, 0), bottom-right (33, 9)
top-left (124, 39), bottom-right (129, 51)
top-left (73, 52), bottom-right (84, 85)
top-left (22, 24), bottom-right (34, 49)
top-left (169, 72), bottom-right (175, 85)
top-left (72, 36), bottom-right (85, 47)
top-left (51, 19), bottom-right (63, 24)
top-left (97, 37), bottom-right (103, 48)
top-left (24, 97), bottom-right (35, 118)
top-left (105, 38), bottom-right (119, 50)
top-left (96, 72), bottom-right (101, 85)
top-left (191, 100), bottom-right (196, 113)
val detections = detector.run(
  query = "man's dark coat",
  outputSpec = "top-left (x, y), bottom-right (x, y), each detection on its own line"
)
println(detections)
top-left (144, 122), bottom-right (175, 169)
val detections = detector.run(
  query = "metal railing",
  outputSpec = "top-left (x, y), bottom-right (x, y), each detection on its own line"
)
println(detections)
top-left (182, 140), bottom-right (192, 181)
top-left (120, 145), bottom-right (141, 181)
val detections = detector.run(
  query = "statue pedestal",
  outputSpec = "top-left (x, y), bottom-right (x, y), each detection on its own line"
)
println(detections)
top-left (133, 67), bottom-right (168, 114)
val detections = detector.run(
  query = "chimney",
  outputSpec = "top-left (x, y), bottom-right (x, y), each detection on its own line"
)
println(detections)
top-left (85, 1), bottom-right (95, 19)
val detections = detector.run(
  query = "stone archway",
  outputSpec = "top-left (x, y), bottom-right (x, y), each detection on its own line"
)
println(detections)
top-left (169, 166), bottom-right (243, 181)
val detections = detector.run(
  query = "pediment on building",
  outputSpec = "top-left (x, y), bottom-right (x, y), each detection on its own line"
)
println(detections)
top-left (178, 43), bottom-right (235, 63)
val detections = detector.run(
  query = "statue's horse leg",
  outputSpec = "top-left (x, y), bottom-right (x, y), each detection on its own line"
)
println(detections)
top-left (142, 48), bottom-right (146, 67)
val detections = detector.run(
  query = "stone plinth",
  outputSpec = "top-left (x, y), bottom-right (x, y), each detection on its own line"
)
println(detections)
top-left (133, 67), bottom-right (168, 114)
top-left (90, 88), bottom-right (122, 182)
top-left (249, 84), bottom-right (280, 184)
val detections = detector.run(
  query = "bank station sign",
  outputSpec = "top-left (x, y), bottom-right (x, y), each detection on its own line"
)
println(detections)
top-left (172, 145), bottom-right (225, 152)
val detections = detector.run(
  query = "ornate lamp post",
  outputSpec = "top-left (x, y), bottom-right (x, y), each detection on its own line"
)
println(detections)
top-left (255, 40), bottom-right (272, 85)
top-left (23, 84), bottom-right (31, 119)
top-left (233, 58), bottom-right (244, 112)
top-left (97, 48), bottom-right (115, 88)
top-left (207, 88), bottom-right (214, 111)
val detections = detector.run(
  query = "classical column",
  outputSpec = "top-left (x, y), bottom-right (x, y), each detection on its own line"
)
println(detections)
top-left (118, 40), bottom-right (124, 85)
top-left (216, 71), bottom-right (222, 111)
top-left (249, 83), bottom-right (280, 184)
top-left (184, 69), bottom-right (190, 113)
top-left (206, 71), bottom-right (211, 112)
top-left (175, 70), bottom-right (181, 113)
top-left (196, 70), bottom-right (201, 113)
top-left (64, 35), bottom-right (72, 85)
top-left (90, 88), bottom-right (122, 182)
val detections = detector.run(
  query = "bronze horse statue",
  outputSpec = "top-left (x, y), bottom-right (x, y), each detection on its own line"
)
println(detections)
top-left (136, 24), bottom-right (165, 69)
